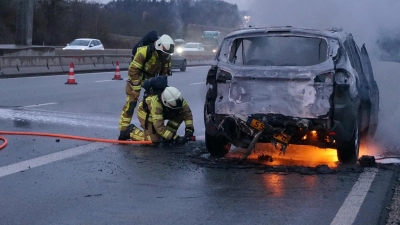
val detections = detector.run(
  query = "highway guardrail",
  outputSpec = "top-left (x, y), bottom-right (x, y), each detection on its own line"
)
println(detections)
top-left (0, 47), bottom-right (215, 77)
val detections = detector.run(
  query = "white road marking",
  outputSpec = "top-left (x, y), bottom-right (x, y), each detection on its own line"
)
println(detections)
top-left (331, 168), bottom-right (378, 225)
top-left (95, 80), bottom-right (122, 83)
top-left (0, 143), bottom-right (110, 178)
top-left (189, 82), bottom-right (206, 85)
top-left (21, 102), bottom-right (58, 108)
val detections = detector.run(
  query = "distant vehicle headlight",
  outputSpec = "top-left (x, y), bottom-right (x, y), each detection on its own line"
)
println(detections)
top-left (212, 49), bottom-right (217, 53)
top-left (62, 48), bottom-right (66, 50)
top-left (176, 47), bottom-right (183, 54)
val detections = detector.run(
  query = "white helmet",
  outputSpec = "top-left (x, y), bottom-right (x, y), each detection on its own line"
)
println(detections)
top-left (155, 34), bottom-right (175, 54)
top-left (161, 87), bottom-right (183, 109)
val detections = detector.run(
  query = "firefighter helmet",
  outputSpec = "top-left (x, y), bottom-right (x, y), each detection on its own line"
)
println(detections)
top-left (161, 87), bottom-right (183, 109)
top-left (155, 34), bottom-right (175, 54)
top-left (143, 76), bottom-right (168, 93)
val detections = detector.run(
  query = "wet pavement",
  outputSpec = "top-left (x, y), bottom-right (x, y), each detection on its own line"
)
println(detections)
top-left (0, 65), bottom-right (399, 224)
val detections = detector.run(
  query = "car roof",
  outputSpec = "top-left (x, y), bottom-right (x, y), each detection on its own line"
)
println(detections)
top-left (185, 42), bottom-right (201, 44)
top-left (225, 26), bottom-right (348, 40)
top-left (73, 38), bottom-right (100, 41)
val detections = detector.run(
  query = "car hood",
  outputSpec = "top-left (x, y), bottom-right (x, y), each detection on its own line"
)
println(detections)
top-left (214, 59), bottom-right (335, 119)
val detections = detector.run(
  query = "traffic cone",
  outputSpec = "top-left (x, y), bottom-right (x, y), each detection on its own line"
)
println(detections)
top-left (112, 61), bottom-right (123, 80)
top-left (65, 62), bottom-right (77, 84)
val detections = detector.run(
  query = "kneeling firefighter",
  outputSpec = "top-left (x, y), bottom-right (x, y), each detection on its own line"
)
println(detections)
top-left (119, 77), bottom-right (194, 145)
top-left (118, 34), bottom-right (175, 140)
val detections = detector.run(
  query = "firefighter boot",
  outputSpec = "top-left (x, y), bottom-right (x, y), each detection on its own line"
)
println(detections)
top-left (118, 124), bottom-right (136, 140)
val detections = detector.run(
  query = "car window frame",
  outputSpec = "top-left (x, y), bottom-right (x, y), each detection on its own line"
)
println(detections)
top-left (226, 35), bottom-right (330, 67)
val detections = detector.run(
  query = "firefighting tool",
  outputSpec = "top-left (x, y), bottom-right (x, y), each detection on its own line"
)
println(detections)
top-left (0, 130), bottom-right (152, 150)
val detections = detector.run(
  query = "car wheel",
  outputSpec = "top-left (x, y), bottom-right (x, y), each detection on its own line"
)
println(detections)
top-left (336, 114), bottom-right (360, 163)
top-left (180, 60), bottom-right (186, 72)
top-left (205, 132), bottom-right (231, 157)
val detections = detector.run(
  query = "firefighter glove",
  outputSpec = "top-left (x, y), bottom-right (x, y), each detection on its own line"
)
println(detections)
top-left (184, 128), bottom-right (194, 138)
top-left (173, 135), bottom-right (187, 145)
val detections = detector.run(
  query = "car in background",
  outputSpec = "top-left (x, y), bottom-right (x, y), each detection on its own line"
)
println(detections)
top-left (174, 39), bottom-right (185, 55)
top-left (62, 38), bottom-right (104, 50)
top-left (202, 31), bottom-right (223, 52)
top-left (182, 42), bottom-right (205, 52)
top-left (204, 26), bottom-right (379, 163)
top-left (171, 54), bottom-right (187, 71)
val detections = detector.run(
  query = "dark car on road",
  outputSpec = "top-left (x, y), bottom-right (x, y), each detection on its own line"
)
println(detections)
top-left (171, 54), bottom-right (187, 71)
top-left (204, 26), bottom-right (379, 163)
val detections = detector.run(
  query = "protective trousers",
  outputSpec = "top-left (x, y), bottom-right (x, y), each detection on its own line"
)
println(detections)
top-left (118, 82), bottom-right (140, 131)
top-left (131, 113), bottom-right (186, 143)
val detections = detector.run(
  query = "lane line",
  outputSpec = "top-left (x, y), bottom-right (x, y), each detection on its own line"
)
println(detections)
top-left (331, 168), bottom-right (378, 225)
top-left (95, 80), bottom-right (121, 83)
top-left (21, 102), bottom-right (58, 108)
top-left (0, 143), bottom-right (110, 178)
top-left (189, 82), bottom-right (206, 85)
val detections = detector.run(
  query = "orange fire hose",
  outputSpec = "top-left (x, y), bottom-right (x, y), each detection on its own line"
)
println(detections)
top-left (0, 130), bottom-right (152, 150)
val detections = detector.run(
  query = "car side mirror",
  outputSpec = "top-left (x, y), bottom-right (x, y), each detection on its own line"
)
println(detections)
top-left (66, 44), bottom-right (69, 46)
top-left (90, 44), bottom-right (94, 47)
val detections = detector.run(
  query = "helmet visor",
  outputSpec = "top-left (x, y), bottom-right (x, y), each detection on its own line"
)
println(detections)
top-left (160, 44), bottom-right (174, 54)
top-left (158, 50), bottom-right (172, 62)
top-left (164, 98), bottom-right (182, 109)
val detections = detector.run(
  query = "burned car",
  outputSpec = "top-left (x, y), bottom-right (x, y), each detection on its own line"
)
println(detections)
top-left (204, 27), bottom-right (379, 163)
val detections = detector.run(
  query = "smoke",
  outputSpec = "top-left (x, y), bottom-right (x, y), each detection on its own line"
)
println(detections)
top-left (242, 0), bottom-right (400, 154)
top-left (244, 0), bottom-right (400, 59)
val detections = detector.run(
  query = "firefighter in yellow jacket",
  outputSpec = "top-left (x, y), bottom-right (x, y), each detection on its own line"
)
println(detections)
top-left (119, 85), bottom-right (194, 145)
top-left (118, 34), bottom-right (175, 140)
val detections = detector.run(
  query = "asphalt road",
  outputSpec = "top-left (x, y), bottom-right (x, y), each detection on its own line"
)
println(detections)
top-left (0, 65), bottom-right (399, 225)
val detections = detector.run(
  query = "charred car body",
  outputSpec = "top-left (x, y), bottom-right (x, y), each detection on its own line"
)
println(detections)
top-left (204, 27), bottom-right (379, 163)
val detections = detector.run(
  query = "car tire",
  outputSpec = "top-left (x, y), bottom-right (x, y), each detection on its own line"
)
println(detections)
top-left (205, 132), bottom-right (231, 157)
top-left (180, 60), bottom-right (187, 72)
top-left (336, 114), bottom-right (360, 163)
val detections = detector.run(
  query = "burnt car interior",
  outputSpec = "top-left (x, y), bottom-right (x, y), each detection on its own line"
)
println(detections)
top-left (229, 36), bottom-right (328, 67)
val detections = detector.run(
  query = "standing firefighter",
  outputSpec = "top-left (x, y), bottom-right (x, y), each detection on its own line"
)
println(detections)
top-left (118, 34), bottom-right (175, 140)
top-left (119, 84), bottom-right (194, 146)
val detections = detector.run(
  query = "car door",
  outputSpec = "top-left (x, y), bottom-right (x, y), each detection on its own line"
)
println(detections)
top-left (360, 44), bottom-right (379, 137)
top-left (343, 36), bottom-right (372, 133)
top-left (97, 40), bottom-right (104, 49)
top-left (88, 40), bottom-right (94, 48)
top-left (344, 36), bottom-right (370, 103)
top-left (93, 40), bottom-right (100, 49)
